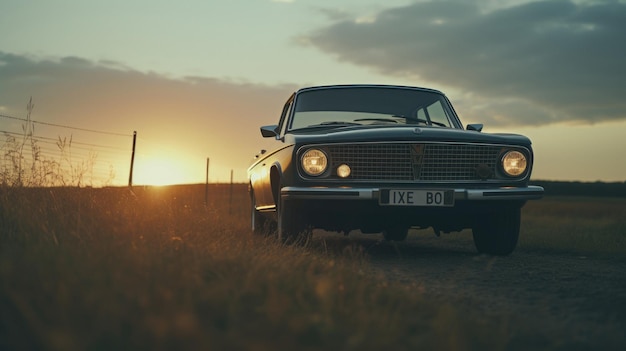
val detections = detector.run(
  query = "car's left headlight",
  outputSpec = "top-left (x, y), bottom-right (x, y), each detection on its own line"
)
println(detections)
top-left (501, 150), bottom-right (527, 177)
top-left (301, 148), bottom-right (328, 176)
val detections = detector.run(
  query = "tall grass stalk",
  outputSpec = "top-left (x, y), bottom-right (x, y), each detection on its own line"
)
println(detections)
top-left (1, 98), bottom-right (111, 187)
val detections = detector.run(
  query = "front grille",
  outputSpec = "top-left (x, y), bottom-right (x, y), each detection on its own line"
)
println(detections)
top-left (325, 142), bottom-right (504, 182)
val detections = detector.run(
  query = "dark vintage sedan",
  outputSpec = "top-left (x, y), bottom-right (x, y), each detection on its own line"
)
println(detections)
top-left (248, 85), bottom-right (543, 255)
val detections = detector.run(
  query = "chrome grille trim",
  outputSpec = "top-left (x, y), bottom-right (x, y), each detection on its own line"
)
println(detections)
top-left (302, 142), bottom-right (529, 182)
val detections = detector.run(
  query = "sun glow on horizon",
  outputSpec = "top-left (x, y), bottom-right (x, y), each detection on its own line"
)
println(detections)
top-left (133, 156), bottom-right (191, 186)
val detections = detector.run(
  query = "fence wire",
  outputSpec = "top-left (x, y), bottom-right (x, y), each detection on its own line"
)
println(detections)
top-left (0, 112), bottom-right (133, 187)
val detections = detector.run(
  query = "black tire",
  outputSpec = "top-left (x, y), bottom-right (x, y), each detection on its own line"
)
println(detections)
top-left (472, 208), bottom-right (521, 256)
top-left (277, 197), bottom-right (310, 245)
top-left (383, 225), bottom-right (410, 241)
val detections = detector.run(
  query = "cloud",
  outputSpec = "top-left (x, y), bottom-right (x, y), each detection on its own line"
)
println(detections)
top-left (314, 7), bottom-right (354, 22)
top-left (303, 0), bottom-right (626, 126)
top-left (0, 52), bottom-right (297, 182)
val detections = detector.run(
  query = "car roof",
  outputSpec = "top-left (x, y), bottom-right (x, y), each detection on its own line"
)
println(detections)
top-left (295, 84), bottom-right (445, 95)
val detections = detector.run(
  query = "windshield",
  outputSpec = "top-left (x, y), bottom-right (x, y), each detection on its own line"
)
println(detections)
top-left (289, 87), bottom-right (458, 130)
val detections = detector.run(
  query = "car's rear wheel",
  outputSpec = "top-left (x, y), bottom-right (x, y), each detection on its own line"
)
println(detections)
top-left (277, 197), bottom-right (310, 244)
top-left (383, 225), bottom-right (410, 241)
top-left (472, 208), bottom-right (521, 256)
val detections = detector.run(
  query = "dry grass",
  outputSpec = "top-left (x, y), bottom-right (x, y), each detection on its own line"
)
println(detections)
top-left (521, 196), bottom-right (626, 255)
top-left (1, 184), bottom-right (503, 351)
top-left (1, 185), bottom-right (623, 350)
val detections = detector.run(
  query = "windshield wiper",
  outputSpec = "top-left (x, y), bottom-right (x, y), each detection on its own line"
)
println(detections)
top-left (290, 121), bottom-right (362, 132)
top-left (392, 115), bottom-right (448, 127)
top-left (318, 121), bottom-right (362, 126)
top-left (353, 118), bottom-right (398, 124)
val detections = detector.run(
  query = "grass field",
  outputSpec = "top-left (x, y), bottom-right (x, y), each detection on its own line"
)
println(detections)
top-left (1, 184), bottom-right (624, 350)
top-left (521, 196), bottom-right (626, 255)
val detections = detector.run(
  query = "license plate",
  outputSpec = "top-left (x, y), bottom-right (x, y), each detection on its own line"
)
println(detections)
top-left (380, 189), bottom-right (454, 207)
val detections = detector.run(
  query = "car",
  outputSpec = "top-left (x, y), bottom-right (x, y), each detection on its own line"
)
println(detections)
top-left (247, 84), bottom-right (544, 255)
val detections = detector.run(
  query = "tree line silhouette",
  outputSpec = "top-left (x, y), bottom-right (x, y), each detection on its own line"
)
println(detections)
top-left (531, 180), bottom-right (626, 197)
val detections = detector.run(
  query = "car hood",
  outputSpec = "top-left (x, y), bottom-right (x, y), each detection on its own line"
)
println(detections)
top-left (285, 125), bottom-right (532, 146)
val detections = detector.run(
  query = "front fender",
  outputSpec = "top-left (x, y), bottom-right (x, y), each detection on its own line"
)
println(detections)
top-left (249, 144), bottom-right (296, 209)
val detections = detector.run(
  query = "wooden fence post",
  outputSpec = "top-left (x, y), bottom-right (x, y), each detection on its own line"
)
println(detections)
top-left (205, 157), bottom-right (210, 206)
top-left (128, 131), bottom-right (137, 187)
top-left (229, 169), bottom-right (233, 214)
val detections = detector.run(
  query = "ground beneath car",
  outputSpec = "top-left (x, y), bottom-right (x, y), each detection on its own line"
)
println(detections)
top-left (313, 230), bottom-right (626, 351)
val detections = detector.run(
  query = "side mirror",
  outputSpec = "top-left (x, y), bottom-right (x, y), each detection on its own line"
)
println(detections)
top-left (466, 124), bottom-right (483, 132)
top-left (260, 125), bottom-right (279, 138)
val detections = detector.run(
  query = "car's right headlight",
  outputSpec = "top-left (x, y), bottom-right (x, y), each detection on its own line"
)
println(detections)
top-left (501, 150), bottom-right (528, 177)
top-left (301, 148), bottom-right (328, 176)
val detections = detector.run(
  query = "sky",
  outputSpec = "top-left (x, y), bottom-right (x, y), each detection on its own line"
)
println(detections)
top-left (1, 0), bottom-right (625, 185)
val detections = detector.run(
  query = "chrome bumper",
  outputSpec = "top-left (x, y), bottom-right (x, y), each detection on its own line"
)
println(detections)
top-left (281, 185), bottom-right (544, 201)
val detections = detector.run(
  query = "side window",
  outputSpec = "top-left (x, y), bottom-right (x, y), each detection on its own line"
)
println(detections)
top-left (277, 94), bottom-right (294, 136)
top-left (416, 108), bottom-right (426, 121)
top-left (425, 101), bottom-right (452, 127)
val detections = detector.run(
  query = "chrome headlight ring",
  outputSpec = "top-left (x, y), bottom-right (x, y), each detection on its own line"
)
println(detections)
top-left (501, 150), bottom-right (528, 177)
top-left (301, 148), bottom-right (328, 176)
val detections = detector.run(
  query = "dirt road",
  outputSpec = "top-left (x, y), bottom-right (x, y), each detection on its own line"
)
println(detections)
top-left (316, 231), bottom-right (626, 350)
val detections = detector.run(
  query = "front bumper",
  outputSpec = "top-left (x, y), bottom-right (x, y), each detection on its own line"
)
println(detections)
top-left (281, 185), bottom-right (544, 201)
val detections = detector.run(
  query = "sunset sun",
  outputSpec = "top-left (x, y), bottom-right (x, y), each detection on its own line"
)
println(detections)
top-left (134, 157), bottom-right (188, 186)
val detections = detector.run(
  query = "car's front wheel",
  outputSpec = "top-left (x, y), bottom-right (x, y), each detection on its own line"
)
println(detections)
top-left (277, 197), bottom-right (310, 244)
top-left (472, 208), bottom-right (521, 256)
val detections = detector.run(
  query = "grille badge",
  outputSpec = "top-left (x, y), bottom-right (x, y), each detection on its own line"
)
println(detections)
top-left (413, 127), bottom-right (422, 134)
top-left (410, 144), bottom-right (424, 180)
